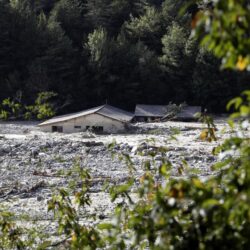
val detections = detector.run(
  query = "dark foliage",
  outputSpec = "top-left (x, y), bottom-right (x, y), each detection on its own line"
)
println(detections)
top-left (0, 0), bottom-right (247, 114)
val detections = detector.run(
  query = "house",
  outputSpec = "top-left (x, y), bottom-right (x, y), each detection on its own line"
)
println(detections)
top-left (134, 105), bottom-right (169, 122)
top-left (38, 105), bottom-right (134, 133)
top-left (175, 106), bottom-right (201, 121)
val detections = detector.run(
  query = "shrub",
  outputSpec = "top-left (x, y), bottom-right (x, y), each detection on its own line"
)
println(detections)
top-left (0, 91), bottom-right (57, 121)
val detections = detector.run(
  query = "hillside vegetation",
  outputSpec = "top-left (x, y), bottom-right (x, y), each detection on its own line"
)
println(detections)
top-left (0, 0), bottom-right (247, 114)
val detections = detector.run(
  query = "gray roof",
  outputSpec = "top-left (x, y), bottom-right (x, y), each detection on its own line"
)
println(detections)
top-left (176, 106), bottom-right (201, 119)
top-left (39, 105), bottom-right (134, 126)
top-left (135, 105), bottom-right (168, 117)
top-left (97, 105), bottom-right (134, 123)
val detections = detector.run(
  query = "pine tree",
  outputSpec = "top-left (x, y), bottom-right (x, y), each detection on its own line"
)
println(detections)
top-left (124, 6), bottom-right (163, 52)
top-left (84, 0), bottom-right (111, 30)
top-left (161, 0), bottom-right (186, 24)
top-left (192, 49), bottom-right (239, 112)
top-left (31, 0), bottom-right (59, 15)
top-left (0, 0), bottom-right (41, 99)
top-left (84, 0), bottom-right (150, 35)
top-left (159, 22), bottom-right (197, 102)
top-left (0, 1), bottom-right (13, 79)
top-left (44, 20), bottom-right (78, 90)
top-left (49, 0), bottom-right (85, 48)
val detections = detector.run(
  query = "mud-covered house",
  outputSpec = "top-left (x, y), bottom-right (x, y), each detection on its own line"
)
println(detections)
top-left (176, 106), bottom-right (202, 121)
top-left (38, 105), bottom-right (134, 133)
top-left (134, 104), bottom-right (169, 122)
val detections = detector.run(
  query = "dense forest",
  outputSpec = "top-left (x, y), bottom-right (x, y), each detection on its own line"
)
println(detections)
top-left (0, 0), bottom-right (248, 114)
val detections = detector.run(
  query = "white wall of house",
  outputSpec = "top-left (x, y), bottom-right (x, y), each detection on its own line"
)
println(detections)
top-left (40, 113), bottom-right (126, 133)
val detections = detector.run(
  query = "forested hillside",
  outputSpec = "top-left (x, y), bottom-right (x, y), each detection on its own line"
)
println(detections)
top-left (0, 0), bottom-right (247, 113)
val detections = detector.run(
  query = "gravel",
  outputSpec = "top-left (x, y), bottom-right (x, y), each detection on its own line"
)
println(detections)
top-left (0, 119), bottom-right (233, 238)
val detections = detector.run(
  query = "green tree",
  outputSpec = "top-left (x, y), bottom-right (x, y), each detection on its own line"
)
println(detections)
top-left (42, 20), bottom-right (78, 98)
top-left (0, 1), bottom-right (14, 100)
top-left (0, 0), bottom-right (40, 99)
top-left (194, 0), bottom-right (250, 70)
top-left (192, 49), bottom-right (240, 112)
top-left (84, 0), bottom-right (150, 35)
top-left (159, 22), bottom-right (197, 102)
top-left (124, 6), bottom-right (163, 51)
top-left (86, 28), bottom-right (111, 68)
top-left (0, 0), bottom-right (248, 114)
top-left (161, 0), bottom-right (189, 24)
top-left (85, 28), bottom-right (164, 108)
top-left (30, 0), bottom-right (59, 15)
top-left (84, 0), bottom-right (112, 30)
top-left (25, 91), bottom-right (58, 119)
top-left (49, 0), bottom-right (85, 48)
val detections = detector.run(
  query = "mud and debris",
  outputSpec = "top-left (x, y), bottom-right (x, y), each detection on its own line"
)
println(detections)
top-left (0, 119), bottom-right (233, 237)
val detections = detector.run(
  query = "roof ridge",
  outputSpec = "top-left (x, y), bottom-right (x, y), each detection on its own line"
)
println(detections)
top-left (96, 105), bottom-right (133, 123)
top-left (136, 104), bottom-right (168, 107)
top-left (38, 105), bottom-right (106, 126)
top-left (94, 104), bottom-right (106, 113)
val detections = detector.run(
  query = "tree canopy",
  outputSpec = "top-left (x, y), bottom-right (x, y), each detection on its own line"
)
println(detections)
top-left (0, 0), bottom-right (248, 114)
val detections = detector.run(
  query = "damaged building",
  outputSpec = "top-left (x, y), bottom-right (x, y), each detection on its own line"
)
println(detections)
top-left (38, 105), bottom-right (134, 133)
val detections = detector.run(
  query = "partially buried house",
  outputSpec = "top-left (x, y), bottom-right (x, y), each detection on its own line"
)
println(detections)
top-left (38, 104), bottom-right (134, 133)
top-left (134, 105), bottom-right (168, 122)
top-left (175, 106), bottom-right (202, 121)
top-left (134, 104), bottom-right (202, 122)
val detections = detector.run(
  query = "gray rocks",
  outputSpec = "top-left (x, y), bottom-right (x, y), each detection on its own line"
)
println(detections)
top-left (0, 119), bottom-right (233, 239)
top-left (37, 195), bottom-right (44, 201)
top-left (0, 145), bottom-right (11, 155)
top-left (83, 141), bottom-right (104, 147)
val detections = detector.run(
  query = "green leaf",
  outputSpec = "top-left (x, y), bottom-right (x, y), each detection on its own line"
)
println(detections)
top-left (98, 223), bottom-right (114, 230)
top-left (160, 163), bottom-right (171, 175)
top-left (226, 97), bottom-right (242, 111)
top-left (242, 90), bottom-right (250, 101)
top-left (37, 241), bottom-right (52, 250)
top-left (229, 112), bottom-right (241, 119)
top-left (211, 159), bottom-right (231, 170)
top-left (240, 105), bottom-right (249, 116)
top-left (227, 119), bottom-right (235, 128)
top-left (202, 199), bottom-right (220, 208)
top-left (192, 178), bottom-right (204, 189)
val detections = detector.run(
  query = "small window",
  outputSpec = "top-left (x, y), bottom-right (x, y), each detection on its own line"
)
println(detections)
top-left (52, 126), bottom-right (63, 133)
top-left (74, 126), bottom-right (81, 129)
top-left (86, 126), bottom-right (103, 133)
top-left (93, 126), bottom-right (104, 133)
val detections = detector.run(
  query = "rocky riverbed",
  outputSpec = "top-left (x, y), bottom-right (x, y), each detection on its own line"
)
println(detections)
top-left (0, 119), bottom-right (232, 242)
